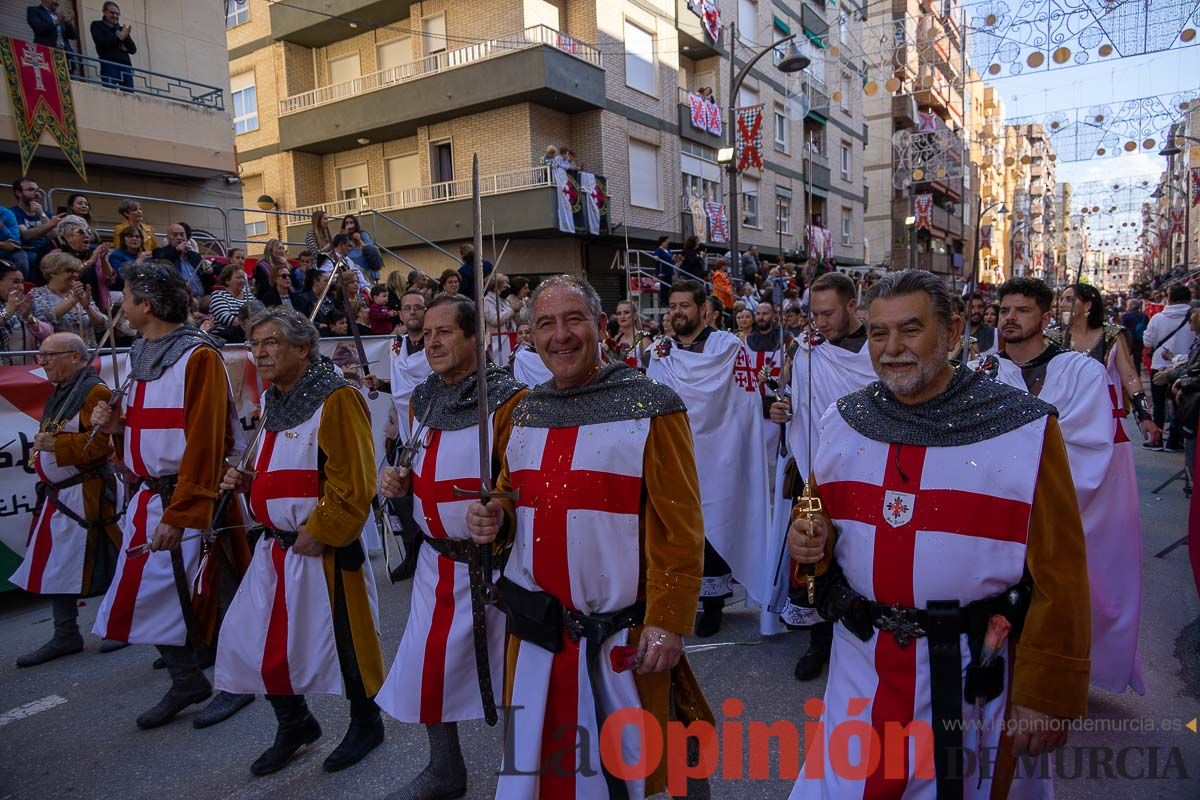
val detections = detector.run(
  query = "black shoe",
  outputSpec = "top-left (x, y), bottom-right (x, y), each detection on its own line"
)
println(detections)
top-left (152, 656), bottom-right (166, 669)
top-left (16, 633), bottom-right (84, 668)
top-left (694, 601), bottom-right (724, 639)
top-left (99, 639), bottom-right (129, 654)
top-left (136, 678), bottom-right (213, 729)
top-left (793, 630), bottom-right (832, 682)
top-left (1143, 442), bottom-right (1165, 451)
top-left (194, 691), bottom-right (255, 729)
top-left (251, 713), bottom-right (323, 776)
top-left (1164, 444), bottom-right (1184, 454)
top-left (323, 712), bottom-right (385, 773)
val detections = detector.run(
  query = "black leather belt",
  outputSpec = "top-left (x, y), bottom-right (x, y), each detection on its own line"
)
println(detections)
top-left (265, 528), bottom-right (298, 549)
top-left (497, 575), bottom-right (645, 652)
top-left (422, 534), bottom-right (472, 563)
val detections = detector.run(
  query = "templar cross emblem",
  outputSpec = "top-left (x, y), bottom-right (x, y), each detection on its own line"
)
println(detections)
top-left (882, 489), bottom-right (914, 528)
top-left (20, 44), bottom-right (50, 92)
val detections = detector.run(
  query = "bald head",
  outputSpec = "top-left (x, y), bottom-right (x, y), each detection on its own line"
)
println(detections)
top-left (39, 332), bottom-right (88, 385)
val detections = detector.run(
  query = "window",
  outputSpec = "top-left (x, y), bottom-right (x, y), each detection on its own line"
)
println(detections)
top-left (682, 151), bottom-right (721, 202)
top-left (629, 140), bottom-right (661, 209)
top-left (742, 175), bottom-right (760, 227)
top-left (377, 39), bottom-right (413, 73)
top-left (772, 25), bottom-right (788, 66)
top-left (226, 0), bottom-right (250, 29)
top-left (839, 141), bottom-right (851, 180)
top-left (337, 164), bottom-right (370, 204)
top-left (840, 72), bottom-right (851, 112)
top-left (385, 154), bottom-right (420, 195)
top-left (738, 85), bottom-right (758, 109)
top-left (242, 175), bottom-right (267, 236)
top-left (329, 54), bottom-right (361, 85)
top-left (841, 207), bottom-right (852, 246)
top-left (776, 189), bottom-right (792, 235)
top-left (774, 103), bottom-right (788, 152)
top-left (624, 21), bottom-right (655, 96)
top-left (423, 14), bottom-right (447, 55)
top-left (738, 0), bottom-right (757, 37)
top-left (799, 37), bottom-right (825, 85)
top-left (839, 9), bottom-right (850, 44)
top-left (246, 218), bottom-right (267, 237)
top-left (230, 72), bottom-right (258, 135)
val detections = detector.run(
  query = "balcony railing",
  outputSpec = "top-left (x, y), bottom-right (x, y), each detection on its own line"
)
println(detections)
top-left (279, 25), bottom-right (601, 116)
top-left (32, 41), bottom-right (224, 109)
top-left (292, 165), bottom-right (553, 218)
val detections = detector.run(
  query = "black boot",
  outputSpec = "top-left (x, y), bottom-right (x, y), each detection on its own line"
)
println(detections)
top-left (385, 722), bottom-right (467, 800)
top-left (193, 691), bottom-right (255, 729)
top-left (323, 700), bottom-right (385, 773)
top-left (137, 646), bottom-right (212, 729)
top-left (694, 598), bottom-right (725, 639)
top-left (16, 596), bottom-right (83, 668)
top-left (252, 696), bottom-right (322, 776)
top-left (793, 621), bottom-right (833, 682)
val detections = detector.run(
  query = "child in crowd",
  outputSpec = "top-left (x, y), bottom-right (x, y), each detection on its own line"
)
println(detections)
top-left (368, 284), bottom-right (392, 334)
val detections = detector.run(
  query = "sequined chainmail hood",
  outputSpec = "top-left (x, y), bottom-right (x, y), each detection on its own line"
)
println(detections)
top-left (515, 363), bottom-right (687, 429)
top-left (838, 364), bottom-right (1057, 447)
top-left (128, 326), bottom-right (220, 382)
top-left (263, 357), bottom-right (348, 432)
top-left (411, 363), bottom-right (525, 432)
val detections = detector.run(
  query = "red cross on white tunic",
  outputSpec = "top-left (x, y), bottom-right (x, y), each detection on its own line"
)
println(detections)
top-left (248, 431), bottom-right (319, 531)
top-left (814, 443), bottom-right (1032, 798)
top-left (509, 426), bottom-right (644, 799)
top-left (261, 541), bottom-right (294, 695)
top-left (750, 349), bottom-right (779, 397)
top-left (733, 347), bottom-right (759, 393)
top-left (124, 382), bottom-right (184, 478)
top-left (410, 430), bottom-right (470, 540)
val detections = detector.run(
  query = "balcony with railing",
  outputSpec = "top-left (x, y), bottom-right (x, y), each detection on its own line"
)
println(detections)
top-left (677, 87), bottom-right (724, 148)
top-left (268, 0), bottom-right (420, 48)
top-left (277, 26), bottom-right (605, 154)
top-left (286, 165), bottom-right (559, 246)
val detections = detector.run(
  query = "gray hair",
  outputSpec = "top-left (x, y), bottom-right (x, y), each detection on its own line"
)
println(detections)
top-left (117, 198), bottom-right (141, 217)
top-left (530, 274), bottom-right (602, 321)
top-left (863, 269), bottom-right (954, 329)
top-left (55, 214), bottom-right (90, 240)
top-left (249, 306), bottom-right (321, 364)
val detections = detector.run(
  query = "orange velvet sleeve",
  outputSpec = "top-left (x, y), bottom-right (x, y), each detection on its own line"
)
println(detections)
top-left (161, 347), bottom-right (231, 530)
top-left (53, 382), bottom-right (114, 467)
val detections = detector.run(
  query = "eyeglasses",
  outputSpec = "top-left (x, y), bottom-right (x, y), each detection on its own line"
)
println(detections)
top-left (36, 351), bottom-right (76, 363)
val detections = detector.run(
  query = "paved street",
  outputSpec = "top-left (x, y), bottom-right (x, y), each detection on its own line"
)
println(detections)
top-left (1, 433), bottom-right (1197, 799)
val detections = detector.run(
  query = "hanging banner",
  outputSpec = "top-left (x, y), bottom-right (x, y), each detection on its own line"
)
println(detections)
top-left (917, 110), bottom-right (939, 132)
top-left (689, 194), bottom-right (708, 241)
top-left (705, 201), bottom-right (729, 243)
top-left (705, 97), bottom-right (723, 136)
top-left (735, 105), bottom-right (764, 172)
top-left (1013, 240), bottom-right (1025, 261)
top-left (0, 38), bottom-right (86, 180)
top-left (914, 193), bottom-right (933, 231)
top-left (1191, 167), bottom-right (1200, 207)
top-left (979, 223), bottom-right (993, 250)
top-left (1170, 207), bottom-right (1185, 237)
top-left (553, 166), bottom-right (576, 234)
top-left (688, 92), bottom-right (707, 130)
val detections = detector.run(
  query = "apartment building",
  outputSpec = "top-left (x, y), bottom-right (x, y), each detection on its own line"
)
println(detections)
top-left (862, 0), bottom-right (975, 277)
top-left (0, 0), bottom-right (238, 244)
top-left (225, 0), bottom-right (868, 292)
top-left (972, 81), bottom-right (1008, 283)
top-left (1148, 103), bottom-right (1200, 275)
top-left (1002, 123), bottom-right (1058, 281)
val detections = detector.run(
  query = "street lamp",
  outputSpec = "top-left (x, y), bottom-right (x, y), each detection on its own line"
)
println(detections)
top-left (1158, 131), bottom-right (1196, 272)
top-left (963, 199), bottom-right (1008, 357)
top-left (725, 23), bottom-right (809, 280)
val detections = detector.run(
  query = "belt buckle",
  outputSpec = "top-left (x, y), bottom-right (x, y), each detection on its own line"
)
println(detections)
top-left (876, 604), bottom-right (925, 648)
top-left (563, 610), bottom-right (584, 643)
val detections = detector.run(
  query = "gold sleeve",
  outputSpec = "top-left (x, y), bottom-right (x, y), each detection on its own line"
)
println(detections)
top-left (162, 347), bottom-right (230, 530)
top-left (53, 383), bottom-right (114, 467)
top-left (307, 386), bottom-right (377, 547)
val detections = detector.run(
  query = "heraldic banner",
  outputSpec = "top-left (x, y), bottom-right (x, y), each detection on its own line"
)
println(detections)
top-left (0, 38), bottom-right (86, 180)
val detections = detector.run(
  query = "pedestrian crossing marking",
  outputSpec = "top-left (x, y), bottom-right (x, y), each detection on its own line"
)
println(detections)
top-left (0, 694), bottom-right (67, 727)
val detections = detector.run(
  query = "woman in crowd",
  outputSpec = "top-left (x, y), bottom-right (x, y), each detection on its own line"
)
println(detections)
top-left (208, 262), bottom-right (251, 341)
top-left (385, 269), bottom-right (409, 322)
top-left (735, 306), bottom-right (755, 340)
top-left (257, 239), bottom-right (291, 298)
top-left (439, 268), bottom-right (461, 295)
top-left (984, 302), bottom-right (999, 328)
top-left (260, 264), bottom-right (314, 317)
top-left (106, 227), bottom-right (145, 273)
top-left (53, 216), bottom-right (117, 312)
top-left (505, 275), bottom-right (532, 328)
top-left (306, 265), bottom-right (342, 324)
top-left (305, 209), bottom-right (333, 261)
top-left (340, 214), bottom-right (382, 281)
top-left (607, 299), bottom-right (651, 368)
top-left (31, 253), bottom-right (107, 347)
top-left (680, 235), bottom-right (705, 278)
top-left (59, 194), bottom-right (99, 247)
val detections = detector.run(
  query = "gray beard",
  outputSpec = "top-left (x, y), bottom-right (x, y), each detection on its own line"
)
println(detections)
top-left (877, 335), bottom-right (948, 397)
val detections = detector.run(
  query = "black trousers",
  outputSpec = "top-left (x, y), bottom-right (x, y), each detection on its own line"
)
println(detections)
top-left (1151, 370), bottom-right (1183, 448)
top-left (701, 539), bottom-right (732, 601)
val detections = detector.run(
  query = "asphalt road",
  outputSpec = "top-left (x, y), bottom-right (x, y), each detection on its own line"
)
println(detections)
top-left (1, 431), bottom-right (1197, 799)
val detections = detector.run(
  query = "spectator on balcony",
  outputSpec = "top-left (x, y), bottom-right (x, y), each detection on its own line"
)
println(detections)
top-left (0, 260), bottom-right (51, 365)
top-left (541, 145), bottom-right (558, 168)
top-left (31, 252), bottom-right (106, 347)
top-left (292, 249), bottom-right (313, 285)
top-left (456, 243), bottom-right (492, 300)
top-left (305, 209), bottom-right (334, 262)
top-left (340, 214), bottom-right (382, 282)
top-left (256, 239), bottom-right (290, 298)
top-left (90, 2), bottom-right (135, 90)
top-left (208, 262), bottom-right (250, 341)
top-left (152, 222), bottom-right (204, 296)
top-left (107, 226), bottom-right (146, 273)
top-left (51, 215), bottom-right (118, 312)
top-left (261, 264), bottom-right (314, 317)
top-left (27, 1), bottom-right (77, 52)
top-left (111, 198), bottom-right (155, 252)
top-left (0, 205), bottom-right (30, 279)
top-left (439, 268), bottom-right (461, 295)
top-left (11, 176), bottom-right (61, 280)
top-left (320, 233), bottom-right (370, 291)
top-left (56, 194), bottom-right (99, 247)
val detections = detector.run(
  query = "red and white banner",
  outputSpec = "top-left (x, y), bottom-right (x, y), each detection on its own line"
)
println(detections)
top-left (914, 193), bottom-right (933, 231)
top-left (0, 338), bottom-right (396, 586)
top-left (979, 223), bottom-right (993, 250)
top-left (705, 201), bottom-right (729, 243)
top-left (917, 109), bottom-right (939, 132)
top-left (736, 105), bottom-right (764, 172)
top-left (1191, 167), bottom-right (1200, 207)
top-left (1170, 207), bottom-right (1186, 236)
top-left (0, 38), bottom-right (86, 179)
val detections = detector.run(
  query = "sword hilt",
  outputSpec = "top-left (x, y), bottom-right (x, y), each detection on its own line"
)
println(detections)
top-left (797, 487), bottom-right (823, 606)
top-left (452, 484), bottom-right (519, 605)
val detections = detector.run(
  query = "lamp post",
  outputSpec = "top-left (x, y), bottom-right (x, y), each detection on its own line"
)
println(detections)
top-left (962, 198), bottom-right (1007, 357)
top-left (1159, 132), bottom-right (1198, 273)
top-left (724, 22), bottom-right (809, 280)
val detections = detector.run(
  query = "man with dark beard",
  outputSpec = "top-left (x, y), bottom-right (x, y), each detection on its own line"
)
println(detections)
top-left (744, 301), bottom-right (790, 467)
top-left (647, 280), bottom-right (771, 638)
top-left (787, 270), bottom-right (1090, 799)
top-left (967, 293), bottom-right (997, 356)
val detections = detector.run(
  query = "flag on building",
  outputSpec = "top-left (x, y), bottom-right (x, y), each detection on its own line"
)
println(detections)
top-left (706, 201), bottom-right (729, 243)
top-left (0, 38), bottom-right (85, 179)
top-left (914, 193), bottom-right (933, 231)
top-left (979, 224), bottom-right (993, 250)
top-left (736, 105), bottom-right (764, 172)
top-left (689, 195), bottom-right (708, 241)
top-left (1191, 168), bottom-right (1200, 207)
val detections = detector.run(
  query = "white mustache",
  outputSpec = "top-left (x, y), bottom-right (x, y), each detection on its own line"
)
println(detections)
top-left (879, 355), bottom-right (919, 366)
top-left (256, 360), bottom-right (275, 368)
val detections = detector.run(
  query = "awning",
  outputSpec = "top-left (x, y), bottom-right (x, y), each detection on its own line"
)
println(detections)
top-left (806, 110), bottom-right (828, 124)
top-left (803, 28), bottom-right (825, 48)
top-left (806, 185), bottom-right (829, 199)
top-left (774, 16), bottom-right (791, 35)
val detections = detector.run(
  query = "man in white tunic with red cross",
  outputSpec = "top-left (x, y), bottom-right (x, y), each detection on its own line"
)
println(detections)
top-left (787, 270), bottom-right (1091, 799)
top-left (91, 263), bottom-right (241, 730)
top-left (990, 276), bottom-right (1144, 695)
top-left (646, 279), bottom-right (771, 639)
top-left (376, 295), bottom-right (526, 800)
top-left (214, 306), bottom-right (386, 776)
top-left (467, 275), bottom-right (714, 799)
